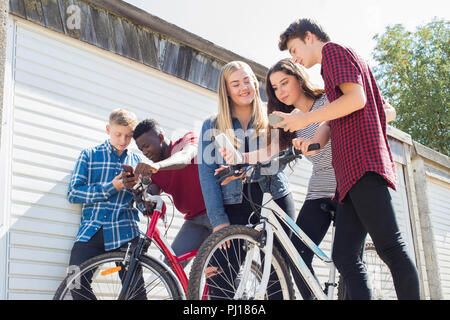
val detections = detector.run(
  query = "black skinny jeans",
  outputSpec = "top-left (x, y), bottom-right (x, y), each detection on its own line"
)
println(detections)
top-left (68, 228), bottom-right (146, 300)
top-left (332, 172), bottom-right (420, 300)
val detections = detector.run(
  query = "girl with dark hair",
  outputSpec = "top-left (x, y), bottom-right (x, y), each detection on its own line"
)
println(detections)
top-left (268, 59), bottom-right (397, 299)
top-left (267, 59), bottom-right (337, 300)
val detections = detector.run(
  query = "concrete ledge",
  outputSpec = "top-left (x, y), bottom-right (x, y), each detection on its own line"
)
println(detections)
top-left (413, 141), bottom-right (450, 170)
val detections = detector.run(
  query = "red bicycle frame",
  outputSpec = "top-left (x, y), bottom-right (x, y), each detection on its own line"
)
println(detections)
top-left (144, 208), bottom-right (197, 295)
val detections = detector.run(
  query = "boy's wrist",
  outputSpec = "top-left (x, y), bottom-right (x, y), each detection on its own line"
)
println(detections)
top-left (303, 110), bottom-right (315, 127)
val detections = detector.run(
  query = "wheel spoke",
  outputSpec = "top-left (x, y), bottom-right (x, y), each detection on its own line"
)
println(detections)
top-left (54, 252), bottom-right (181, 300)
top-left (187, 225), bottom-right (294, 300)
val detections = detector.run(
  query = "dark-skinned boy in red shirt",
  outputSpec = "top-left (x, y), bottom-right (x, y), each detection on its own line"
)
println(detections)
top-left (123, 119), bottom-right (211, 267)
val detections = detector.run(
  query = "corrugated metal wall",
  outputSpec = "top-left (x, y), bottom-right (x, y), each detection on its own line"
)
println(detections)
top-left (1, 18), bottom-right (427, 299)
top-left (426, 176), bottom-right (450, 299)
top-left (3, 19), bottom-right (217, 299)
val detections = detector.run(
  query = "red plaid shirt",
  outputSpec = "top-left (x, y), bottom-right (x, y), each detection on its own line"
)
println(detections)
top-left (320, 42), bottom-right (396, 203)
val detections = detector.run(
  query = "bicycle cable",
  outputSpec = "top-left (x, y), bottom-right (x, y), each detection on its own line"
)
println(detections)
top-left (240, 165), bottom-right (284, 226)
top-left (159, 193), bottom-right (176, 237)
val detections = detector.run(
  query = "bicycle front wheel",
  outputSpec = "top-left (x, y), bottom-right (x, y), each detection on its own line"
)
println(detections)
top-left (53, 251), bottom-right (183, 300)
top-left (364, 242), bottom-right (396, 300)
top-left (188, 225), bottom-right (295, 300)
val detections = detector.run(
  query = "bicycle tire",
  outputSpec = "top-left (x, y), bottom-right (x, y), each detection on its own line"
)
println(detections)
top-left (187, 225), bottom-right (295, 300)
top-left (363, 242), bottom-right (396, 300)
top-left (53, 251), bottom-right (183, 300)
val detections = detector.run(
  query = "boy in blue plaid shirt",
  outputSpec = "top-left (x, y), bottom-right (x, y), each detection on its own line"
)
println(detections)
top-left (67, 108), bottom-right (143, 299)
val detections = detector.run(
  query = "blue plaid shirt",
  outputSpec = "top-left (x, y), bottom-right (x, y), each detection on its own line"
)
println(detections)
top-left (68, 140), bottom-right (142, 251)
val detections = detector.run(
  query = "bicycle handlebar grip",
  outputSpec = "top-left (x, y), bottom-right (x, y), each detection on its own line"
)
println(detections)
top-left (307, 143), bottom-right (321, 152)
top-left (215, 167), bottom-right (233, 185)
top-left (293, 143), bottom-right (321, 157)
top-left (142, 176), bottom-right (152, 185)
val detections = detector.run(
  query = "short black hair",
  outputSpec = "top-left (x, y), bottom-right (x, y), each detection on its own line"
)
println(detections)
top-left (133, 118), bottom-right (163, 140)
top-left (279, 18), bottom-right (330, 51)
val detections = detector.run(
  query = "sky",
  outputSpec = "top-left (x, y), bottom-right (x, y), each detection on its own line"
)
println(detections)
top-left (123, 0), bottom-right (448, 86)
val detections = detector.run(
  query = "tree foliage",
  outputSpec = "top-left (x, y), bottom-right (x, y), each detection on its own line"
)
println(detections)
top-left (372, 19), bottom-right (449, 156)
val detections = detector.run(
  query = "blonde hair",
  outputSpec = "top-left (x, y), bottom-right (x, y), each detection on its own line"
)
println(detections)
top-left (214, 61), bottom-right (268, 147)
top-left (109, 108), bottom-right (138, 129)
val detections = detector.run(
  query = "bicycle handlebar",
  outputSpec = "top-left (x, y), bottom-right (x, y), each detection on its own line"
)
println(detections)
top-left (132, 175), bottom-right (166, 215)
top-left (215, 143), bottom-right (320, 185)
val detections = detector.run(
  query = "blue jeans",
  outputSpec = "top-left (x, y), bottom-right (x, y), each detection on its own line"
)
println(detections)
top-left (171, 214), bottom-right (212, 268)
top-left (332, 172), bottom-right (420, 300)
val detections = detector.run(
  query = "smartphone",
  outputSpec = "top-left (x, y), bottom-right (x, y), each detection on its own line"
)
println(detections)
top-left (268, 113), bottom-right (286, 128)
top-left (214, 133), bottom-right (243, 164)
top-left (121, 164), bottom-right (135, 177)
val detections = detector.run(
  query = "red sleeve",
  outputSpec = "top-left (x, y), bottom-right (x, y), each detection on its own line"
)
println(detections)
top-left (171, 132), bottom-right (198, 155)
top-left (323, 43), bottom-right (363, 92)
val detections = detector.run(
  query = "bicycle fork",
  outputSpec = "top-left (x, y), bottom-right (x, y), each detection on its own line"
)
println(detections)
top-left (233, 222), bottom-right (274, 300)
top-left (324, 222), bottom-right (337, 299)
top-left (255, 223), bottom-right (274, 299)
top-left (117, 238), bottom-right (147, 300)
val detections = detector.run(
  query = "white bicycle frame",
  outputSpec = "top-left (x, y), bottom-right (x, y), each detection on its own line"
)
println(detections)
top-left (235, 201), bottom-right (337, 300)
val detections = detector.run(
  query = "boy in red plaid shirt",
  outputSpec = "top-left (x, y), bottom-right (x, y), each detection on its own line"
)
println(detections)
top-left (274, 19), bottom-right (420, 299)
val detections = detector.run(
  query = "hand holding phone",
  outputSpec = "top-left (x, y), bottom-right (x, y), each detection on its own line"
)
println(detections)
top-left (268, 113), bottom-right (286, 128)
top-left (121, 164), bottom-right (135, 177)
top-left (214, 133), bottom-right (243, 164)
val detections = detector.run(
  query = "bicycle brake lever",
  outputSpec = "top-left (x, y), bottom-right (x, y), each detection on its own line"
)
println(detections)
top-left (215, 165), bottom-right (247, 185)
top-left (215, 166), bottom-right (232, 179)
top-left (292, 143), bottom-right (321, 156)
top-left (215, 167), bottom-right (232, 185)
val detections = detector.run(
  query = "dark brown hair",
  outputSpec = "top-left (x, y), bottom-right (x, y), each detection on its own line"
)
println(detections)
top-left (279, 18), bottom-right (330, 51)
top-left (266, 58), bottom-right (324, 150)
